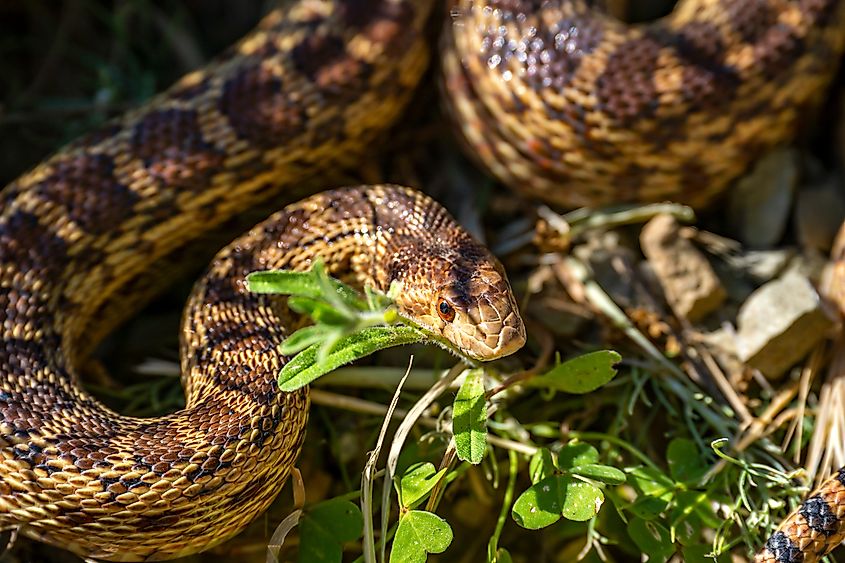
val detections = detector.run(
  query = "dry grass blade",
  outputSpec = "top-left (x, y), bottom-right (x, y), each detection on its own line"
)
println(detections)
top-left (379, 361), bottom-right (466, 562)
top-left (362, 357), bottom-right (414, 563)
top-left (805, 339), bottom-right (845, 485)
top-left (265, 469), bottom-right (305, 563)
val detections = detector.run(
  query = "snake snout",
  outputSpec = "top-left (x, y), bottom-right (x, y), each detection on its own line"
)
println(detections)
top-left (465, 287), bottom-right (526, 360)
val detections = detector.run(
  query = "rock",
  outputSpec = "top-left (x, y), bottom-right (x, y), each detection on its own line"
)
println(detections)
top-left (728, 148), bottom-right (799, 248)
top-left (736, 271), bottom-right (835, 378)
top-left (783, 251), bottom-right (830, 286)
top-left (795, 176), bottom-right (845, 253)
top-left (725, 249), bottom-right (794, 284)
top-left (640, 214), bottom-right (726, 322)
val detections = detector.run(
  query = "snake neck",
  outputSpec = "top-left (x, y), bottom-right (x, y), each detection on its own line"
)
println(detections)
top-left (179, 185), bottom-right (468, 391)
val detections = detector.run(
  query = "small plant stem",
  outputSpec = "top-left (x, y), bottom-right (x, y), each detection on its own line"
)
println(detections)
top-left (560, 202), bottom-right (696, 239)
top-left (381, 361), bottom-right (467, 562)
top-left (361, 359), bottom-right (412, 563)
top-left (487, 449), bottom-right (519, 561)
top-left (310, 389), bottom-right (537, 455)
top-left (565, 431), bottom-right (663, 474)
top-left (316, 367), bottom-right (450, 390)
top-left (425, 443), bottom-right (458, 513)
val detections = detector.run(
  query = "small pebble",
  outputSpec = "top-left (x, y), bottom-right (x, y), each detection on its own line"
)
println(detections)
top-left (640, 214), bottom-right (726, 322)
top-left (728, 148), bottom-right (799, 248)
top-left (736, 271), bottom-right (834, 378)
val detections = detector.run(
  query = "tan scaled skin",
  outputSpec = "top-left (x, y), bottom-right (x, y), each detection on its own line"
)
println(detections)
top-left (4, 0), bottom-right (845, 561)
top-left (443, 0), bottom-right (845, 208)
top-left (0, 1), bottom-right (441, 560)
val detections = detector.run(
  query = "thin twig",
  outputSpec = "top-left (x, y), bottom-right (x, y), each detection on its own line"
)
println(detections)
top-left (361, 357), bottom-right (413, 563)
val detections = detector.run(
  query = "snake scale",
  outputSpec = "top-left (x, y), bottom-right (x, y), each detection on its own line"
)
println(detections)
top-left (1, 0), bottom-right (845, 561)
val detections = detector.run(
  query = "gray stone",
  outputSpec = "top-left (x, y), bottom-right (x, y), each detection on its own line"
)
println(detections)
top-left (728, 148), bottom-right (799, 248)
top-left (726, 249), bottom-right (794, 284)
top-left (796, 176), bottom-right (845, 253)
top-left (736, 271), bottom-right (835, 378)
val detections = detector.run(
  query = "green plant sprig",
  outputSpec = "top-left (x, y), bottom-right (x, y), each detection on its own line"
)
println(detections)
top-left (246, 260), bottom-right (472, 391)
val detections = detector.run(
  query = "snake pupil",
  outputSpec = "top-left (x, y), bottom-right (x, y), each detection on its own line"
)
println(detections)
top-left (437, 298), bottom-right (456, 322)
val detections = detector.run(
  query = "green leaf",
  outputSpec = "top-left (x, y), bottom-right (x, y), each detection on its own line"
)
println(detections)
top-left (561, 479), bottom-right (605, 521)
top-left (528, 448), bottom-right (557, 484)
top-left (288, 296), bottom-right (352, 325)
top-left (671, 490), bottom-right (721, 530)
top-left (627, 467), bottom-right (674, 520)
top-left (627, 518), bottom-right (674, 563)
top-left (666, 439), bottom-right (709, 484)
top-left (511, 475), bottom-right (604, 529)
top-left (628, 466), bottom-right (674, 499)
top-left (390, 510), bottom-right (453, 563)
top-left (571, 464), bottom-right (626, 485)
top-left (493, 548), bottom-right (513, 563)
top-left (246, 266), bottom-right (362, 309)
top-left (298, 499), bottom-right (363, 563)
top-left (395, 462), bottom-right (448, 510)
top-left (365, 284), bottom-right (394, 311)
top-left (629, 496), bottom-right (670, 520)
top-left (512, 476), bottom-right (564, 530)
top-left (279, 325), bottom-right (335, 355)
top-left (453, 369), bottom-right (488, 464)
top-left (672, 510), bottom-right (701, 546)
top-left (557, 443), bottom-right (599, 469)
top-left (278, 325), bottom-right (426, 391)
top-left (528, 350), bottom-right (621, 394)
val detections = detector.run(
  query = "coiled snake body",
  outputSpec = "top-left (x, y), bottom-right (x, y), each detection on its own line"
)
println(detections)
top-left (1, 0), bottom-right (845, 561)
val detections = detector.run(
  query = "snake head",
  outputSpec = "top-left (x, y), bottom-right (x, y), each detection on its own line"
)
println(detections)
top-left (387, 240), bottom-right (526, 362)
top-left (431, 262), bottom-right (526, 361)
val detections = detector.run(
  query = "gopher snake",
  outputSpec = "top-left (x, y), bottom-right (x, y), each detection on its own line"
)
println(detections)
top-left (1, 0), bottom-right (845, 561)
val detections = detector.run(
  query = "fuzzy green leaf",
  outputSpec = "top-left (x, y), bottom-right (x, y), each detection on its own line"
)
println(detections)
top-left (297, 499), bottom-right (363, 563)
top-left (390, 510), bottom-right (453, 563)
top-left (528, 350), bottom-right (621, 394)
top-left (395, 462), bottom-right (448, 510)
top-left (279, 325), bottom-right (335, 356)
top-left (571, 464), bottom-right (626, 485)
top-left (287, 296), bottom-right (352, 325)
top-left (453, 369), bottom-right (487, 464)
top-left (246, 267), bottom-right (362, 309)
top-left (278, 326), bottom-right (427, 391)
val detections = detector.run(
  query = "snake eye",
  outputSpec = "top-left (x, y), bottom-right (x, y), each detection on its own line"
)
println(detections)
top-left (437, 298), bottom-right (456, 322)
